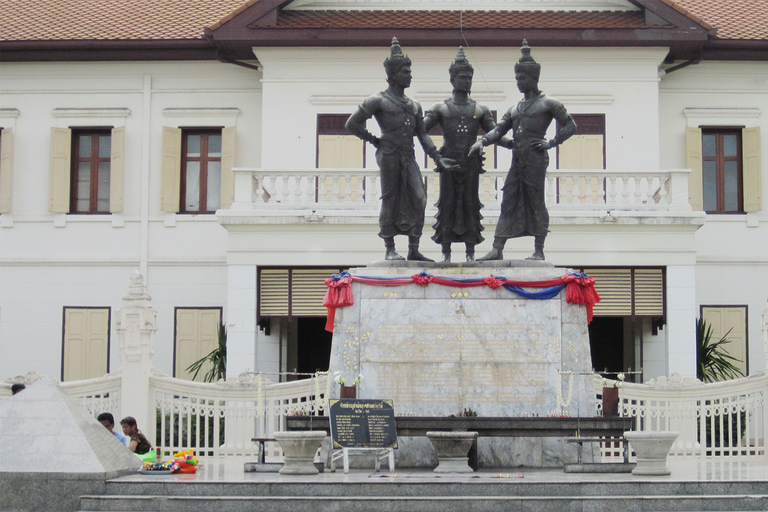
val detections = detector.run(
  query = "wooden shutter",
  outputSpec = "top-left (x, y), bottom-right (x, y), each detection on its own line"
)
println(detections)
top-left (259, 269), bottom-right (290, 317)
top-left (174, 308), bottom-right (221, 381)
top-left (63, 308), bottom-right (109, 381)
top-left (161, 126), bottom-right (181, 212)
top-left (219, 126), bottom-right (236, 210)
top-left (317, 135), bottom-right (364, 168)
top-left (0, 128), bottom-right (13, 213)
top-left (291, 269), bottom-right (333, 316)
top-left (585, 268), bottom-right (632, 316)
top-left (686, 127), bottom-right (704, 211)
top-left (702, 306), bottom-right (748, 378)
top-left (49, 127), bottom-right (72, 213)
top-left (109, 126), bottom-right (125, 213)
top-left (633, 268), bottom-right (664, 316)
top-left (559, 135), bottom-right (604, 169)
top-left (742, 126), bottom-right (761, 213)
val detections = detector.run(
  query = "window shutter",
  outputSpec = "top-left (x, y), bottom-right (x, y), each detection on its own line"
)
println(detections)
top-left (174, 308), bottom-right (221, 381)
top-left (686, 127), bottom-right (703, 211)
top-left (161, 126), bottom-right (181, 213)
top-left (558, 137), bottom-right (582, 168)
top-left (259, 269), bottom-right (290, 317)
top-left (109, 126), bottom-right (125, 213)
top-left (318, 135), bottom-right (364, 168)
top-left (742, 126), bottom-right (761, 213)
top-left (49, 127), bottom-right (72, 213)
top-left (584, 268), bottom-right (632, 316)
top-left (63, 308), bottom-right (109, 381)
top-left (339, 136), bottom-right (364, 168)
top-left (219, 126), bottom-right (236, 210)
top-left (291, 269), bottom-right (333, 316)
top-left (0, 128), bottom-right (13, 213)
top-left (633, 268), bottom-right (664, 316)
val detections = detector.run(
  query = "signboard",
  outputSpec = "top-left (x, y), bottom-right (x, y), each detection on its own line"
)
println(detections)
top-left (329, 399), bottom-right (397, 449)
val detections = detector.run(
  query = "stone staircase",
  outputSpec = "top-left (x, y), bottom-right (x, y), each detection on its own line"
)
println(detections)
top-left (78, 478), bottom-right (768, 511)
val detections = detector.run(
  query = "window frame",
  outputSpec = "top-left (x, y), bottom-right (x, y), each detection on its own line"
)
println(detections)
top-left (69, 128), bottom-right (113, 214)
top-left (179, 128), bottom-right (223, 214)
top-left (701, 127), bottom-right (744, 214)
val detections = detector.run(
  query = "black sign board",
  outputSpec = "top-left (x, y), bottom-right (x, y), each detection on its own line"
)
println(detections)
top-left (329, 399), bottom-right (397, 449)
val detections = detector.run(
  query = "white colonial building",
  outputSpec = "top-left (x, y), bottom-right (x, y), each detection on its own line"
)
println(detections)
top-left (0, 0), bottom-right (766, 384)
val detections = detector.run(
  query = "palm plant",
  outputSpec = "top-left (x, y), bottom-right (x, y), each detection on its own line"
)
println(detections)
top-left (696, 317), bottom-right (744, 382)
top-left (186, 322), bottom-right (227, 382)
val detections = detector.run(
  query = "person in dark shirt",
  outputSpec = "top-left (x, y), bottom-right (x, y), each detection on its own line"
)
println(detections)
top-left (120, 416), bottom-right (152, 454)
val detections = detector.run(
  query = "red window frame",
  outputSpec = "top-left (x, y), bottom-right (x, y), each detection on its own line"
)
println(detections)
top-left (180, 129), bottom-right (222, 214)
top-left (70, 129), bottom-right (111, 214)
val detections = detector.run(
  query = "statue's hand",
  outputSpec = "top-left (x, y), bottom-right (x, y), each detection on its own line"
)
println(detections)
top-left (498, 136), bottom-right (514, 149)
top-left (468, 140), bottom-right (484, 157)
top-left (530, 139), bottom-right (551, 152)
top-left (369, 135), bottom-right (381, 148)
top-left (437, 157), bottom-right (459, 172)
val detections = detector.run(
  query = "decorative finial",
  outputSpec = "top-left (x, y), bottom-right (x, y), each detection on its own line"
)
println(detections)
top-left (387, 37), bottom-right (406, 62)
top-left (515, 39), bottom-right (541, 80)
top-left (454, 46), bottom-right (468, 65)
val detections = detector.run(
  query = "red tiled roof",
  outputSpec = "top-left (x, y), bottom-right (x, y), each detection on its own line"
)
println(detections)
top-left (264, 9), bottom-right (649, 30)
top-left (0, 0), bottom-right (246, 41)
top-left (672, 0), bottom-right (768, 40)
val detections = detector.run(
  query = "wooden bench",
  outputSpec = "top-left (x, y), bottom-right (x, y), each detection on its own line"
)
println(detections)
top-left (287, 416), bottom-right (634, 470)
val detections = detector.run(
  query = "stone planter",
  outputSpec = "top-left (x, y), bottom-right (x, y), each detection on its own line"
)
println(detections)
top-left (426, 431), bottom-right (478, 473)
top-left (624, 431), bottom-right (679, 475)
top-left (273, 430), bottom-right (326, 475)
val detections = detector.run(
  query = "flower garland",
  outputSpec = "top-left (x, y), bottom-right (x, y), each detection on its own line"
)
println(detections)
top-left (256, 372), bottom-right (264, 418)
top-left (557, 371), bottom-right (574, 408)
top-left (323, 271), bottom-right (600, 331)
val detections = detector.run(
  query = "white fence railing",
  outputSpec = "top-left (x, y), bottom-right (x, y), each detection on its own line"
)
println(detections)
top-left (150, 371), bottom-right (330, 460)
top-left (230, 167), bottom-right (692, 214)
top-left (7, 369), bottom-right (765, 463)
top-left (596, 372), bottom-right (767, 461)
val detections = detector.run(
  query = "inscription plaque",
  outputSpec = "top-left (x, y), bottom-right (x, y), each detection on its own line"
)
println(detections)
top-left (329, 399), bottom-right (397, 449)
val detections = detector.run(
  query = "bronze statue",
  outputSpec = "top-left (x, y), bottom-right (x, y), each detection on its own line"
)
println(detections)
top-left (424, 48), bottom-right (498, 263)
top-left (346, 38), bottom-right (455, 261)
top-left (469, 40), bottom-right (577, 261)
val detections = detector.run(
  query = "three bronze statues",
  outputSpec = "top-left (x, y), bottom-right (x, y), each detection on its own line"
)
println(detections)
top-left (347, 38), bottom-right (576, 262)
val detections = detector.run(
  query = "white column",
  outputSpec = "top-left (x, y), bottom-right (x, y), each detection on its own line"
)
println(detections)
top-left (115, 271), bottom-right (157, 440)
top-left (226, 265), bottom-right (257, 376)
top-left (665, 265), bottom-right (697, 377)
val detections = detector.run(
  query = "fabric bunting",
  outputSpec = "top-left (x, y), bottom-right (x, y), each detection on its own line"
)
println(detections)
top-left (323, 271), bottom-right (601, 331)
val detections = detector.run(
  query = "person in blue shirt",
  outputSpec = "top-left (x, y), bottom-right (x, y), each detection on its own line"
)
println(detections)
top-left (98, 412), bottom-right (128, 446)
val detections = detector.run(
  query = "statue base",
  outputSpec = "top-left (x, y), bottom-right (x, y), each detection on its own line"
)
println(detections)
top-left (328, 262), bottom-right (599, 468)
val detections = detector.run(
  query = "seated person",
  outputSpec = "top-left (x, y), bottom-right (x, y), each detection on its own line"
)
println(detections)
top-left (120, 416), bottom-right (152, 455)
top-left (98, 412), bottom-right (128, 446)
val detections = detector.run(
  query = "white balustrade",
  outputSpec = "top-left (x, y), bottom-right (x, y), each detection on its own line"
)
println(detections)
top-left (230, 167), bottom-right (691, 214)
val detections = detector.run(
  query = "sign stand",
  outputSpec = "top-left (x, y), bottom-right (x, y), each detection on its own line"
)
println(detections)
top-left (329, 399), bottom-right (397, 474)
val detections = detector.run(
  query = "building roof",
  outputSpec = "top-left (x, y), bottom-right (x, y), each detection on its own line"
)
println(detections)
top-left (0, 0), bottom-right (765, 61)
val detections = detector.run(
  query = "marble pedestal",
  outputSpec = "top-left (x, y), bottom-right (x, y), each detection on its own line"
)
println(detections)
top-left (274, 431), bottom-right (326, 475)
top-left (328, 262), bottom-right (598, 468)
top-left (427, 431), bottom-right (477, 473)
top-left (625, 431), bottom-right (679, 475)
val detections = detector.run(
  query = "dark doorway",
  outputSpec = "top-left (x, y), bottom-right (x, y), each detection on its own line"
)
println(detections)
top-left (296, 317), bottom-right (333, 377)
top-left (588, 317), bottom-right (624, 375)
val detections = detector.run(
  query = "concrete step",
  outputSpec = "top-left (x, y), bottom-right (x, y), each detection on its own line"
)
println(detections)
top-left (78, 493), bottom-right (768, 512)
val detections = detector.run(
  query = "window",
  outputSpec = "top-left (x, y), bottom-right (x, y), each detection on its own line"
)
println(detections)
top-left (259, 267), bottom-right (346, 318)
top-left (0, 127), bottom-right (12, 213)
top-left (49, 126), bottom-right (125, 214)
top-left (557, 114), bottom-right (605, 170)
top-left (174, 307), bottom-right (222, 381)
top-left (686, 125), bottom-right (761, 213)
top-left (317, 114), bottom-right (364, 168)
top-left (180, 130), bottom-right (222, 213)
top-left (160, 125), bottom-right (235, 213)
top-left (70, 129), bottom-right (112, 213)
top-left (62, 307), bottom-right (110, 381)
top-left (702, 129), bottom-right (742, 213)
top-left (701, 306), bottom-right (748, 377)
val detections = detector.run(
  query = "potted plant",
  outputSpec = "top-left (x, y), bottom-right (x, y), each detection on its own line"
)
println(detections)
top-left (334, 371), bottom-right (362, 399)
top-left (186, 322), bottom-right (227, 382)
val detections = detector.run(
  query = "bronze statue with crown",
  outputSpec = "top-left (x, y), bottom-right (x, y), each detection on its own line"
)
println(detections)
top-left (346, 38), bottom-right (456, 262)
top-left (424, 47), bottom-right (504, 263)
top-left (469, 40), bottom-right (577, 261)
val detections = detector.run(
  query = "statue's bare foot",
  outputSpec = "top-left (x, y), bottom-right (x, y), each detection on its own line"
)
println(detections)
top-left (385, 249), bottom-right (405, 260)
top-left (466, 253), bottom-right (475, 263)
top-left (407, 249), bottom-right (434, 262)
top-left (477, 248), bottom-right (503, 261)
top-left (440, 253), bottom-right (451, 263)
top-left (525, 251), bottom-right (545, 261)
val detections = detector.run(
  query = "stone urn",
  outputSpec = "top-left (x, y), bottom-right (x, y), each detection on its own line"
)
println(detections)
top-left (624, 431), bottom-right (679, 475)
top-left (426, 431), bottom-right (478, 473)
top-left (273, 430), bottom-right (326, 475)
